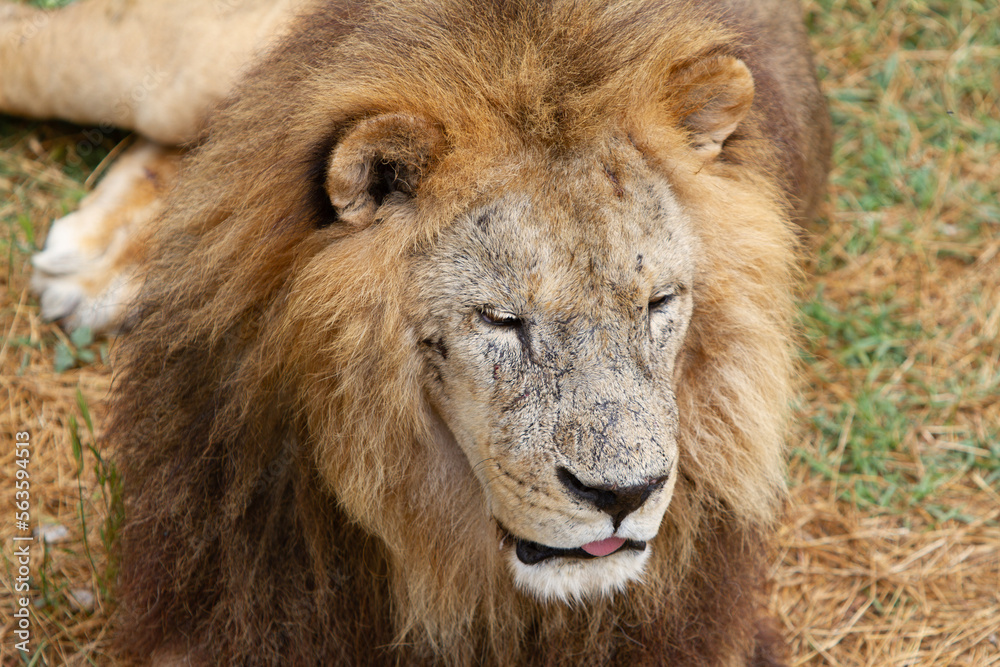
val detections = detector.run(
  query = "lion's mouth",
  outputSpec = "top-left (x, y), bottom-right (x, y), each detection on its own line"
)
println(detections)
top-left (499, 525), bottom-right (647, 565)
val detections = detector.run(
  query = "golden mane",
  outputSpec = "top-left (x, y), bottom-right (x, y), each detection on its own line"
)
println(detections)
top-left (109, 0), bottom-right (829, 664)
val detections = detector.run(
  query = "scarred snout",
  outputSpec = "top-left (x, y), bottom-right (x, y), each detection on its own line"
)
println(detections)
top-left (490, 365), bottom-right (682, 600)
top-left (549, 373), bottom-right (679, 516)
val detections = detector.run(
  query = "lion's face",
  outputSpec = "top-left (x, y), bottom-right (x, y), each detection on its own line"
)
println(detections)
top-left (411, 139), bottom-right (696, 601)
top-left (299, 39), bottom-right (774, 608)
top-left (323, 49), bottom-right (757, 600)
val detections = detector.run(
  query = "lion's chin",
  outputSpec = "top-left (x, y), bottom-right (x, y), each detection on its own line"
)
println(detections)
top-left (506, 540), bottom-right (652, 603)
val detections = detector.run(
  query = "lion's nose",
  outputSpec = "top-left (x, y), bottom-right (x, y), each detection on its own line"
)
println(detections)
top-left (556, 467), bottom-right (668, 530)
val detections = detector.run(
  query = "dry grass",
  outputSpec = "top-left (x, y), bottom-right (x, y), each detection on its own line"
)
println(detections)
top-left (1, 119), bottom-right (121, 665)
top-left (775, 1), bottom-right (1000, 663)
top-left (1, 0), bottom-right (998, 664)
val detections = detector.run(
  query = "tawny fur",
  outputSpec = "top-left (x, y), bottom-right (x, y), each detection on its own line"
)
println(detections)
top-left (104, 0), bottom-right (831, 665)
top-left (0, 0), bottom-right (303, 144)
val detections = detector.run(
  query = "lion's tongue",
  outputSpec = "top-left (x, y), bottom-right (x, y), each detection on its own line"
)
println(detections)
top-left (581, 537), bottom-right (626, 557)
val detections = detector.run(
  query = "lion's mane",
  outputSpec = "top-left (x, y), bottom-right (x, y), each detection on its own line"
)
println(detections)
top-left (109, 1), bottom-right (829, 665)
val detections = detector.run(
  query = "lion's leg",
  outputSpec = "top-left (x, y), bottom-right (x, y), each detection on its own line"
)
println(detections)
top-left (0, 0), bottom-right (302, 144)
top-left (31, 140), bottom-right (181, 333)
top-left (4, 0), bottom-right (301, 332)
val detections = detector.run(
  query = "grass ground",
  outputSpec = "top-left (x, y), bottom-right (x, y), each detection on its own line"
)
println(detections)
top-left (1, 0), bottom-right (999, 664)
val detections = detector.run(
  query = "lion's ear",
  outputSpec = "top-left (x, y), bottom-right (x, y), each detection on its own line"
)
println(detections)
top-left (326, 114), bottom-right (444, 229)
top-left (673, 56), bottom-right (754, 159)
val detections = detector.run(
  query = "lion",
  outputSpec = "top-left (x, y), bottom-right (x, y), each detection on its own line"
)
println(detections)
top-left (5, 0), bottom-right (831, 664)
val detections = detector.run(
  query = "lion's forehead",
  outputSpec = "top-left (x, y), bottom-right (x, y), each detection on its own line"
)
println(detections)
top-left (423, 154), bottom-right (697, 316)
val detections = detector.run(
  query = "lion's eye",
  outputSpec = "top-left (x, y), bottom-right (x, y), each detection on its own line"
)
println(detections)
top-left (478, 306), bottom-right (522, 328)
top-left (648, 292), bottom-right (676, 311)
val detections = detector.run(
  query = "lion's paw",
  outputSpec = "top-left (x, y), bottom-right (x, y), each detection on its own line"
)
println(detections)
top-left (30, 267), bottom-right (139, 334)
top-left (31, 140), bottom-right (180, 333)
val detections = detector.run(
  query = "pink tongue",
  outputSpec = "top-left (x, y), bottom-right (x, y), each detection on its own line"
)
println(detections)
top-left (581, 537), bottom-right (626, 557)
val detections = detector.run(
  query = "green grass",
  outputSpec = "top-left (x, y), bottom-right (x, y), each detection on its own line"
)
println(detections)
top-left (797, 270), bottom-right (1000, 511)
top-left (813, 0), bottom-right (999, 234)
top-left (27, 0), bottom-right (76, 9)
top-left (791, 0), bottom-right (1000, 516)
top-left (69, 390), bottom-right (125, 601)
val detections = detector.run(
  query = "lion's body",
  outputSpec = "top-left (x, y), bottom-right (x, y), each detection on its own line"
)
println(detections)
top-left (0, 0), bottom-right (303, 144)
top-left (5, 0), bottom-right (829, 664)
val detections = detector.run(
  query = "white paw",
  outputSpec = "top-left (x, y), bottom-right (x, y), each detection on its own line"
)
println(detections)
top-left (31, 140), bottom-right (179, 333)
top-left (31, 271), bottom-right (138, 334)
